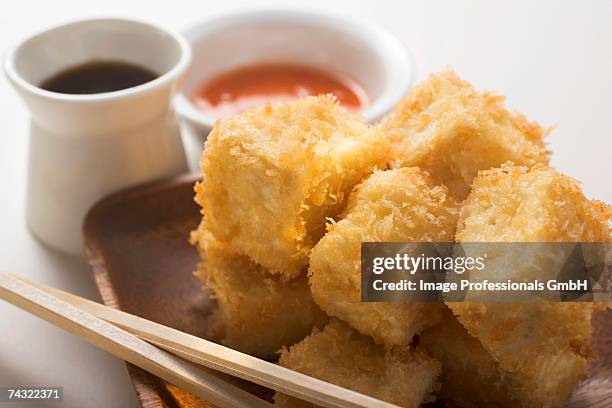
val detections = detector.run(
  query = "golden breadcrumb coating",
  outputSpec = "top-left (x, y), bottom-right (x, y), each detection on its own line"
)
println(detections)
top-left (274, 319), bottom-right (440, 408)
top-left (309, 168), bottom-right (458, 347)
top-left (196, 95), bottom-right (390, 278)
top-left (456, 163), bottom-right (610, 243)
top-left (448, 164), bottom-right (610, 408)
top-left (420, 308), bottom-right (525, 408)
top-left (191, 229), bottom-right (328, 357)
top-left (381, 69), bottom-right (549, 199)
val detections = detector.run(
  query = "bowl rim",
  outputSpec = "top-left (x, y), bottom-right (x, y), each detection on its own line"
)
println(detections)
top-left (174, 6), bottom-right (414, 129)
top-left (3, 16), bottom-right (192, 103)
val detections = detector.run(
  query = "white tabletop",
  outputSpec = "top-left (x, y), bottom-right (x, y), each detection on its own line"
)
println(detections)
top-left (1, 1), bottom-right (611, 407)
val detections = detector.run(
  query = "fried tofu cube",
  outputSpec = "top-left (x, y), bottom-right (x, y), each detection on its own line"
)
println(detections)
top-left (381, 70), bottom-right (549, 199)
top-left (274, 319), bottom-right (440, 408)
top-left (196, 95), bottom-right (390, 278)
top-left (421, 308), bottom-right (531, 408)
top-left (191, 229), bottom-right (328, 357)
top-left (309, 168), bottom-right (458, 347)
top-left (455, 163), bottom-right (609, 243)
top-left (448, 164), bottom-right (610, 407)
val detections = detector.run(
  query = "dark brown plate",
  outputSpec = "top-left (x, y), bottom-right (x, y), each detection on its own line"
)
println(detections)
top-left (82, 173), bottom-right (612, 408)
top-left (83, 173), bottom-right (270, 407)
top-left (83, 173), bottom-right (213, 407)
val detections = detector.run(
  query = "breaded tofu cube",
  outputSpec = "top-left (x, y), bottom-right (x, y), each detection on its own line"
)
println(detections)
top-left (448, 164), bottom-right (610, 407)
top-left (309, 168), bottom-right (458, 347)
top-left (381, 70), bottom-right (549, 199)
top-left (420, 308), bottom-right (528, 408)
top-left (196, 95), bottom-right (390, 278)
top-left (191, 229), bottom-right (328, 357)
top-left (274, 319), bottom-right (440, 408)
top-left (455, 163), bottom-right (609, 242)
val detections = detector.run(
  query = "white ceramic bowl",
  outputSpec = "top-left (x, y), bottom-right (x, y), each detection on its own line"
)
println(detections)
top-left (174, 8), bottom-right (414, 170)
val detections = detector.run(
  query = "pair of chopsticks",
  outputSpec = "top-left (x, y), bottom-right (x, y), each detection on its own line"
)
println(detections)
top-left (0, 272), bottom-right (397, 408)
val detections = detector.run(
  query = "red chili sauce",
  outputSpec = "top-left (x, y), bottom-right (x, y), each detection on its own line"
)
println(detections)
top-left (191, 63), bottom-right (368, 119)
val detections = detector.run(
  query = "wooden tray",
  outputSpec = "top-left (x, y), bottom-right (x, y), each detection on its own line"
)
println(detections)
top-left (82, 173), bottom-right (612, 408)
top-left (82, 173), bottom-right (269, 407)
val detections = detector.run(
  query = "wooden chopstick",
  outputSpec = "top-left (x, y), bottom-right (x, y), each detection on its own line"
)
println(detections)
top-left (15, 273), bottom-right (398, 408)
top-left (0, 271), bottom-right (271, 408)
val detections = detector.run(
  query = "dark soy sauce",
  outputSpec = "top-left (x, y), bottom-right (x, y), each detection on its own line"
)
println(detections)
top-left (40, 60), bottom-right (158, 94)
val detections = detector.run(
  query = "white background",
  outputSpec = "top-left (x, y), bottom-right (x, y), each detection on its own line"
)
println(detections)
top-left (1, 1), bottom-right (611, 407)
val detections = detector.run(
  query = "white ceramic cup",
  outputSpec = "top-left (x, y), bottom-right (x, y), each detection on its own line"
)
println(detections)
top-left (174, 8), bottom-right (414, 170)
top-left (4, 18), bottom-right (191, 255)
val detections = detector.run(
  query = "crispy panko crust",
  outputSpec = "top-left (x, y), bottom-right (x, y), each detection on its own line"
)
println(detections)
top-left (196, 95), bottom-right (390, 278)
top-left (448, 163), bottom-right (610, 408)
top-left (191, 229), bottom-right (328, 358)
top-left (274, 319), bottom-right (440, 408)
top-left (381, 69), bottom-right (550, 199)
top-left (456, 163), bottom-right (610, 242)
top-left (420, 308), bottom-right (525, 408)
top-left (309, 168), bottom-right (458, 347)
